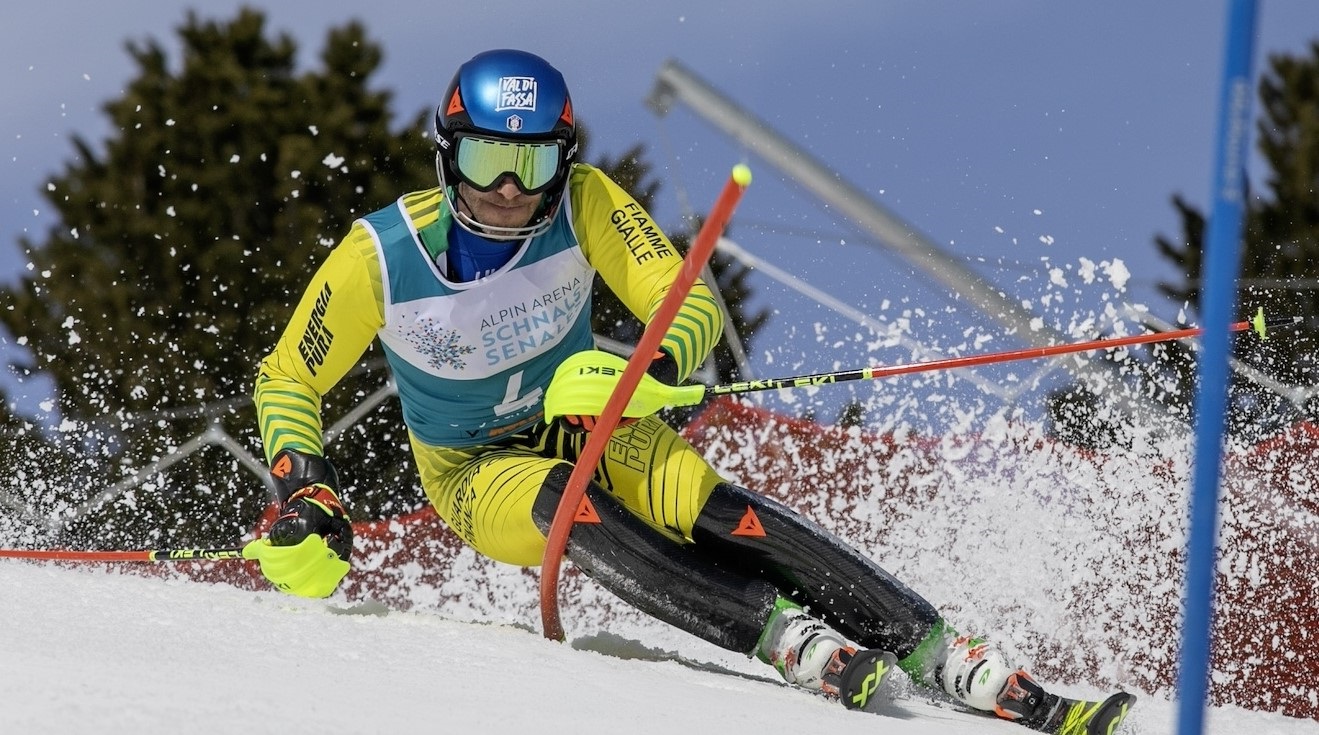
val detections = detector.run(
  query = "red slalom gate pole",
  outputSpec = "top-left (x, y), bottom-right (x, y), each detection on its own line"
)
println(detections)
top-left (538, 164), bottom-right (752, 641)
top-left (0, 547), bottom-right (246, 562)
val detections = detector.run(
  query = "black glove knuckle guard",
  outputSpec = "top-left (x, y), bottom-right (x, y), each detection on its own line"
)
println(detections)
top-left (269, 448), bottom-right (340, 503)
top-left (267, 449), bottom-right (353, 561)
top-left (646, 350), bottom-right (679, 385)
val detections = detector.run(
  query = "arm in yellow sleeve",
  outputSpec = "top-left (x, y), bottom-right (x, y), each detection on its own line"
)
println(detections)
top-left (254, 223), bottom-right (385, 462)
top-left (568, 164), bottom-right (724, 382)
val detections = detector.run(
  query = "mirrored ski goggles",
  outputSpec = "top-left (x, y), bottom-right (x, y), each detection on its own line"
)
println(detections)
top-left (454, 135), bottom-right (563, 195)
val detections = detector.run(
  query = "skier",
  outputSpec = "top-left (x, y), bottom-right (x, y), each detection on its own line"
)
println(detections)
top-left (245, 48), bottom-right (1134, 734)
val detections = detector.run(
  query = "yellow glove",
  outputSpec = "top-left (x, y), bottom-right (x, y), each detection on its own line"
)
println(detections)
top-left (242, 535), bottom-right (350, 599)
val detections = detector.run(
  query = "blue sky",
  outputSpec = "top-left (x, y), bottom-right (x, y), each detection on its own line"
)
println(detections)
top-left (1, 1), bottom-right (1315, 418)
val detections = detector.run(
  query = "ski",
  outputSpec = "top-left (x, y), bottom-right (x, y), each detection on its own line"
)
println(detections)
top-left (1034, 691), bottom-right (1137, 735)
top-left (838, 649), bottom-right (900, 713)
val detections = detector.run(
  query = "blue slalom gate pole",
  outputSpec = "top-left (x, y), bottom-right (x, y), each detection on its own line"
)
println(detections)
top-left (1177, 2), bottom-right (1258, 735)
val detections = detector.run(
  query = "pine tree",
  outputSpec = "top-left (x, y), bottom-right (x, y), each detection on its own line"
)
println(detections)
top-left (0, 9), bottom-right (763, 548)
top-left (1049, 41), bottom-right (1319, 445)
top-left (0, 10), bottom-right (439, 546)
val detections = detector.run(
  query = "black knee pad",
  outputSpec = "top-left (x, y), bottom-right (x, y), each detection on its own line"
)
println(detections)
top-left (692, 483), bottom-right (939, 657)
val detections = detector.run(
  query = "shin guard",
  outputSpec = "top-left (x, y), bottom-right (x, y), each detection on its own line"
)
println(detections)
top-left (691, 483), bottom-right (939, 657)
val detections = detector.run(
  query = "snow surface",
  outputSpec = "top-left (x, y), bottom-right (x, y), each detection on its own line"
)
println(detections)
top-left (1, 560), bottom-right (1315, 735)
top-left (1, 243), bottom-right (1314, 732)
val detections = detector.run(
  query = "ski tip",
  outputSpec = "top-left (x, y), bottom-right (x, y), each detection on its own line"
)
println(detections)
top-left (1085, 691), bottom-right (1137, 735)
top-left (840, 649), bottom-right (900, 714)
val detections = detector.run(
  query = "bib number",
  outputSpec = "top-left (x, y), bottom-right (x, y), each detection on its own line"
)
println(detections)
top-left (493, 371), bottom-right (542, 416)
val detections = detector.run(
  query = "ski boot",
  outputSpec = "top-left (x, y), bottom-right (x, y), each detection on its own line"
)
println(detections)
top-left (935, 634), bottom-right (1137, 735)
top-left (757, 599), bottom-right (899, 713)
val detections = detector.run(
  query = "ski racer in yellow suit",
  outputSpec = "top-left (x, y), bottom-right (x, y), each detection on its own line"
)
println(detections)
top-left (244, 49), bottom-right (1133, 734)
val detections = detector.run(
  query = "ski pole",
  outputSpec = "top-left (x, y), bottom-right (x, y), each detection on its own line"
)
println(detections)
top-left (598, 306), bottom-right (1297, 411)
top-left (539, 164), bottom-right (753, 642)
top-left (0, 547), bottom-right (247, 562)
top-left (558, 309), bottom-right (1297, 416)
top-left (693, 309), bottom-right (1295, 401)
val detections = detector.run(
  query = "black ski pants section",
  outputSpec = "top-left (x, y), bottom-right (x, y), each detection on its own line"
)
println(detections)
top-left (531, 465), bottom-right (779, 653)
top-left (691, 483), bottom-right (940, 659)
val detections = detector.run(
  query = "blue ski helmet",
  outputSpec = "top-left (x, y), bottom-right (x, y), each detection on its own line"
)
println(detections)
top-left (435, 49), bottom-right (578, 239)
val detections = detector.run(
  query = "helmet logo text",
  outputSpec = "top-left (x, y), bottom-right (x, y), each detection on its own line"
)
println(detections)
top-left (496, 76), bottom-right (538, 112)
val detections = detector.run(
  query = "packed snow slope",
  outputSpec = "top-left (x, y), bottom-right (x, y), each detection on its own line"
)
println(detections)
top-left (0, 560), bottom-right (1315, 735)
top-left (4, 273), bottom-right (1318, 731)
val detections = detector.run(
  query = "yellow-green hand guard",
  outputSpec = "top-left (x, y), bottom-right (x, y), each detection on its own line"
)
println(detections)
top-left (543, 350), bottom-right (705, 422)
top-left (242, 535), bottom-right (350, 599)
